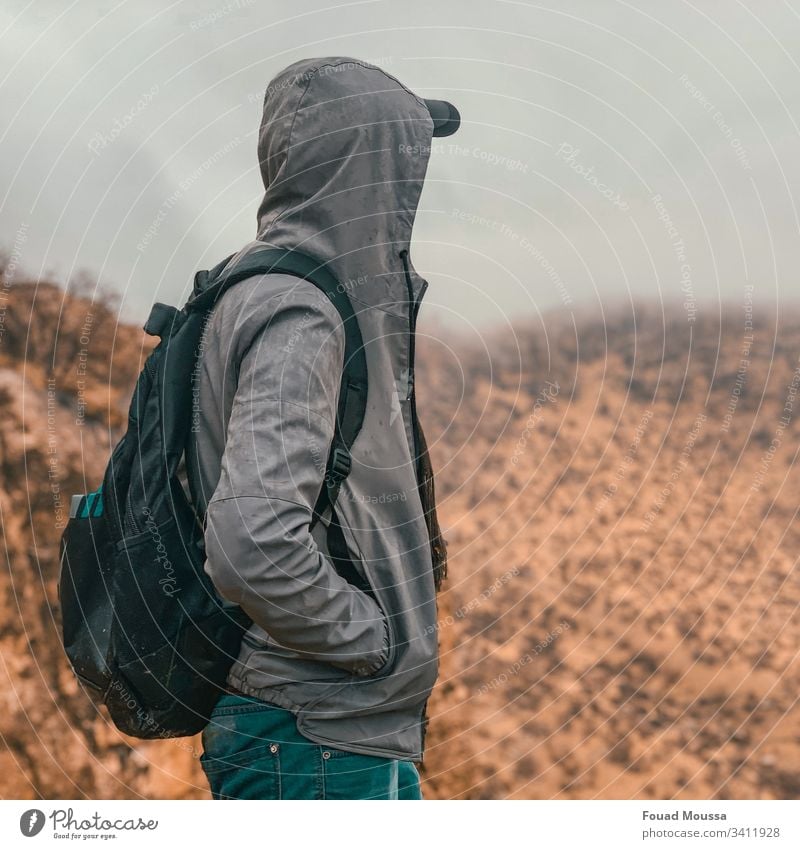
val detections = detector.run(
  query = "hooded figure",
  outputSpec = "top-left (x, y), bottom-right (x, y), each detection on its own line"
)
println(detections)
top-left (188, 57), bottom-right (454, 798)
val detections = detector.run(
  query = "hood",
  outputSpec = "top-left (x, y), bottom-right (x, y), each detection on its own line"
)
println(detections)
top-left (251, 57), bottom-right (434, 311)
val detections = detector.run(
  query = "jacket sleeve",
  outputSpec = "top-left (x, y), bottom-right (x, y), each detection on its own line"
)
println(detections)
top-left (203, 282), bottom-right (389, 676)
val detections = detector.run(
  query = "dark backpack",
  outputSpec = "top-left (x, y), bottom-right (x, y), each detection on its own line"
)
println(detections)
top-left (58, 248), bottom-right (368, 739)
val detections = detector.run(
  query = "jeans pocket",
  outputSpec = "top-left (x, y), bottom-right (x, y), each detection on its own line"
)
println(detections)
top-left (201, 697), bottom-right (288, 799)
top-left (320, 748), bottom-right (398, 800)
top-left (200, 740), bottom-right (282, 800)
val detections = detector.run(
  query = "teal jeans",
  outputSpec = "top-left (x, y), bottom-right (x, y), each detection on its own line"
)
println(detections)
top-left (200, 693), bottom-right (423, 800)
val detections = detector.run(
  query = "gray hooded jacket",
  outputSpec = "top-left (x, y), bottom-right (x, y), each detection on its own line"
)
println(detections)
top-left (187, 58), bottom-right (443, 760)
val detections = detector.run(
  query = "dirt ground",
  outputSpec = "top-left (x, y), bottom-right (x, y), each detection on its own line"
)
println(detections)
top-left (1, 277), bottom-right (797, 799)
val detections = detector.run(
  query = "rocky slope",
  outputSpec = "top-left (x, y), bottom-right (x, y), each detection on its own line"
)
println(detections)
top-left (421, 303), bottom-right (800, 799)
top-left (0, 263), bottom-right (797, 799)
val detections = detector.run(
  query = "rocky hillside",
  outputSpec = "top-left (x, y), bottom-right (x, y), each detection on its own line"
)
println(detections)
top-left (0, 270), bottom-right (198, 798)
top-left (421, 302), bottom-right (800, 799)
top-left (0, 260), bottom-right (797, 799)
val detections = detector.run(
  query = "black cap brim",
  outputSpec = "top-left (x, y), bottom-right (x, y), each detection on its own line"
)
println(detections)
top-left (424, 98), bottom-right (460, 137)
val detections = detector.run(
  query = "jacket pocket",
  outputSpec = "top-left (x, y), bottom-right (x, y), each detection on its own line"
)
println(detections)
top-left (366, 586), bottom-right (397, 678)
top-left (327, 514), bottom-right (399, 679)
top-left (353, 609), bottom-right (392, 678)
top-left (239, 628), bottom-right (372, 682)
top-left (352, 560), bottom-right (397, 679)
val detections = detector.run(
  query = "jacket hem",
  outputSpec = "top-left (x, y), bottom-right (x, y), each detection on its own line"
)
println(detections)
top-left (226, 673), bottom-right (422, 762)
top-left (294, 718), bottom-right (421, 763)
top-left (225, 674), bottom-right (305, 714)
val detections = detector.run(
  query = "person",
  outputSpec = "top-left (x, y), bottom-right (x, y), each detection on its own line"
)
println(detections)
top-left (187, 57), bottom-right (458, 800)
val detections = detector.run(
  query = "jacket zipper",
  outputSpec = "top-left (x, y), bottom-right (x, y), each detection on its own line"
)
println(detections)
top-left (399, 250), bottom-right (427, 472)
top-left (399, 250), bottom-right (433, 763)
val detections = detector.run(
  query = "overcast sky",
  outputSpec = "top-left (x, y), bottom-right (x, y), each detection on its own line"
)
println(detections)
top-left (2, 0), bottom-right (800, 332)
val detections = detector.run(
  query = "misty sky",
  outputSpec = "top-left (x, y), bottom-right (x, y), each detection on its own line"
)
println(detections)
top-left (2, 0), bottom-right (799, 332)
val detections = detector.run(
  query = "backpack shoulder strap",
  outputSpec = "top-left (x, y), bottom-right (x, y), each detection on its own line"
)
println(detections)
top-left (186, 248), bottom-right (367, 525)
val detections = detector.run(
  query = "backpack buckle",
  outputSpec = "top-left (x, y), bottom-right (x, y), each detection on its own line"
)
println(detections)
top-left (328, 446), bottom-right (352, 482)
